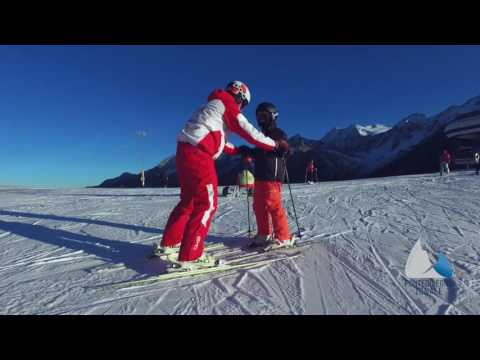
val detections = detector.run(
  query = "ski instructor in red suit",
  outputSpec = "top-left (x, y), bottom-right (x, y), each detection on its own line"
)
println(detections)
top-left (157, 81), bottom-right (290, 271)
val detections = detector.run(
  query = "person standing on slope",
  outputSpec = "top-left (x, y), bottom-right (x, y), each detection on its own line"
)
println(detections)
top-left (440, 149), bottom-right (452, 176)
top-left (305, 160), bottom-right (318, 184)
top-left (237, 102), bottom-right (295, 251)
top-left (237, 155), bottom-right (255, 196)
top-left (156, 81), bottom-right (289, 271)
top-left (474, 152), bottom-right (480, 176)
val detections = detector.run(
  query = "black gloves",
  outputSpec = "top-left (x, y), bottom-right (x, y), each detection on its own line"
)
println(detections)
top-left (275, 139), bottom-right (290, 156)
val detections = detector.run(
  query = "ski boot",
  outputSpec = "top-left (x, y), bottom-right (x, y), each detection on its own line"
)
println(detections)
top-left (246, 234), bottom-right (273, 249)
top-left (152, 242), bottom-right (180, 259)
top-left (166, 252), bottom-right (220, 272)
top-left (263, 235), bottom-right (297, 252)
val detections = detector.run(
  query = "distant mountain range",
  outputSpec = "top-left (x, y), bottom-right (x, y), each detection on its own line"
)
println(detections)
top-left (96, 94), bottom-right (480, 188)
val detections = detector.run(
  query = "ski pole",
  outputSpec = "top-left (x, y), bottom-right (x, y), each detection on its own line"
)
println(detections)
top-left (283, 157), bottom-right (302, 238)
top-left (246, 190), bottom-right (252, 238)
top-left (244, 172), bottom-right (252, 239)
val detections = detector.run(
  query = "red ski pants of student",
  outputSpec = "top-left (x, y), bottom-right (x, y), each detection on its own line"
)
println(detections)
top-left (253, 180), bottom-right (291, 241)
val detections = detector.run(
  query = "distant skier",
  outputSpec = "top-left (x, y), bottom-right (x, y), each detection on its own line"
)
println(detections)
top-left (475, 152), bottom-right (480, 175)
top-left (156, 81), bottom-right (289, 271)
top-left (237, 102), bottom-right (294, 250)
top-left (305, 160), bottom-right (318, 184)
top-left (440, 149), bottom-right (452, 176)
top-left (222, 156), bottom-right (254, 198)
top-left (236, 155), bottom-right (255, 196)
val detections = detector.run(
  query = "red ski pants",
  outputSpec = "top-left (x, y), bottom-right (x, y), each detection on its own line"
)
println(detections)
top-left (161, 142), bottom-right (218, 261)
top-left (253, 181), bottom-right (291, 241)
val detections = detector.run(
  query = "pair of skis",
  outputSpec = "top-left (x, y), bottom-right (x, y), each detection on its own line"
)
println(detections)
top-left (105, 239), bottom-right (313, 290)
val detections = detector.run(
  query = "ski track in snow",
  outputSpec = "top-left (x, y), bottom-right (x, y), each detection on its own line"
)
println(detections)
top-left (1, 172), bottom-right (480, 314)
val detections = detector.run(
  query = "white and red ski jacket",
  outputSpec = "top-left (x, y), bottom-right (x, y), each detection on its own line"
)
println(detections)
top-left (177, 89), bottom-right (277, 159)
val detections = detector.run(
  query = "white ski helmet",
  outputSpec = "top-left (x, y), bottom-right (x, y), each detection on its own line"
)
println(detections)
top-left (226, 80), bottom-right (251, 109)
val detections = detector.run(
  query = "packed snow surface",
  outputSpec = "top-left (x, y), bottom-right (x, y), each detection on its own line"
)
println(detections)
top-left (1, 171), bottom-right (480, 315)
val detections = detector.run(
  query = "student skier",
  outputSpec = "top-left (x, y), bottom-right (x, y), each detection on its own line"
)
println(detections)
top-left (237, 102), bottom-right (295, 251)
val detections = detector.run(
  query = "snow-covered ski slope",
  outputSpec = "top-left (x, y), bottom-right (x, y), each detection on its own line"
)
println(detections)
top-left (1, 172), bottom-right (480, 315)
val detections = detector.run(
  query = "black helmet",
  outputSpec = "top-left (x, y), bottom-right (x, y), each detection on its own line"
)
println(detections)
top-left (256, 102), bottom-right (279, 132)
top-left (256, 102), bottom-right (278, 120)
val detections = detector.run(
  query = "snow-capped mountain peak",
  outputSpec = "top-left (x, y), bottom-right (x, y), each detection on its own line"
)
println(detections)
top-left (354, 124), bottom-right (391, 136)
top-left (320, 123), bottom-right (391, 152)
top-left (323, 123), bottom-right (391, 141)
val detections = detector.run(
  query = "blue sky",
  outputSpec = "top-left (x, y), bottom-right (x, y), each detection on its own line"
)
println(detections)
top-left (1, 45), bottom-right (480, 188)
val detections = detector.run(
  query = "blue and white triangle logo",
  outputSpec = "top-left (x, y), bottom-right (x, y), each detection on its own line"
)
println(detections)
top-left (405, 239), bottom-right (454, 279)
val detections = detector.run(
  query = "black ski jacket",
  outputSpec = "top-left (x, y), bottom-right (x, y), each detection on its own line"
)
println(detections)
top-left (243, 127), bottom-right (288, 183)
